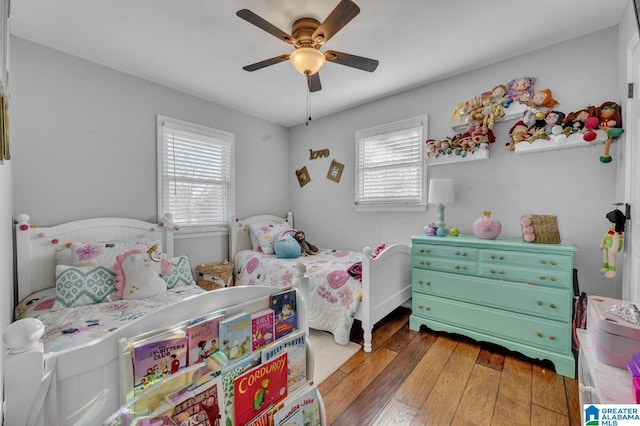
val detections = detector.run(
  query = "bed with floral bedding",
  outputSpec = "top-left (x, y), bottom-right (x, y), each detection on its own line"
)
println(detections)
top-left (230, 212), bottom-right (413, 351)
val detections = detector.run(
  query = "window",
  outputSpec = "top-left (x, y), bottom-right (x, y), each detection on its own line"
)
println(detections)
top-left (355, 115), bottom-right (427, 211)
top-left (157, 115), bottom-right (235, 233)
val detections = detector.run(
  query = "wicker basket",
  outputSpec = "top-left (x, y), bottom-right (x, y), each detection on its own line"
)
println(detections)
top-left (521, 214), bottom-right (561, 244)
top-left (196, 260), bottom-right (234, 290)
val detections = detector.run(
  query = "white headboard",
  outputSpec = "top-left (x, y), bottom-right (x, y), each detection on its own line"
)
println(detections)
top-left (14, 213), bottom-right (174, 303)
top-left (229, 212), bottom-right (293, 262)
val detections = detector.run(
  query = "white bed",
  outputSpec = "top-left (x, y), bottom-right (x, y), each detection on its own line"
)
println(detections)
top-left (3, 214), bottom-right (313, 426)
top-left (230, 212), bottom-right (412, 353)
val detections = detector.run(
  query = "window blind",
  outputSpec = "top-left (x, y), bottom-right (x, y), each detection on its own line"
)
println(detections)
top-left (158, 116), bottom-right (234, 227)
top-left (355, 116), bottom-right (427, 209)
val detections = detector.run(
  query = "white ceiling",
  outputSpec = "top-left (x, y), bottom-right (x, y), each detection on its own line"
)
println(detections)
top-left (10, 0), bottom-right (630, 128)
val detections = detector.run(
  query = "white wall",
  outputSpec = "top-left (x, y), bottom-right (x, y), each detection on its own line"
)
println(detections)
top-left (10, 37), bottom-right (292, 267)
top-left (289, 27), bottom-right (622, 298)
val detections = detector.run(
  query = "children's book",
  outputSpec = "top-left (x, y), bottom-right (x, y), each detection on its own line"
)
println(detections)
top-left (270, 289), bottom-right (297, 340)
top-left (218, 352), bottom-right (262, 426)
top-left (131, 328), bottom-right (187, 396)
top-left (244, 404), bottom-right (276, 426)
top-left (272, 384), bottom-right (321, 426)
top-left (186, 313), bottom-right (224, 366)
top-left (170, 371), bottom-right (225, 426)
top-left (233, 352), bottom-right (288, 426)
top-left (261, 329), bottom-right (307, 393)
top-left (251, 309), bottom-right (275, 351)
top-left (219, 312), bottom-right (252, 363)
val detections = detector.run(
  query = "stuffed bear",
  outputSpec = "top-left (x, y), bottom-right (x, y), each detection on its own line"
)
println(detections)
top-left (295, 231), bottom-right (319, 256)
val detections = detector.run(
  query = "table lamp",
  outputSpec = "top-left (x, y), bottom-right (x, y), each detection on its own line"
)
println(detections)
top-left (428, 178), bottom-right (454, 236)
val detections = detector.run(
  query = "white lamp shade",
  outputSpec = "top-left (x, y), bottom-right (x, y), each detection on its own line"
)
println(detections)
top-left (428, 178), bottom-right (454, 204)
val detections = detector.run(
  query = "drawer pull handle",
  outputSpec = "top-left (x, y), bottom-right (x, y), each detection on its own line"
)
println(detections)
top-left (550, 276), bottom-right (556, 282)
top-left (498, 270), bottom-right (504, 275)
top-left (537, 300), bottom-right (543, 306)
top-left (549, 335), bottom-right (556, 340)
top-left (426, 281), bottom-right (431, 286)
top-left (539, 275), bottom-right (546, 280)
top-left (454, 265), bottom-right (460, 270)
top-left (551, 261), bottom-right (557, 266)
top-left (425, 306), bottom-right (431, 311)
top-left (418, 280), bottom-right (423, 285)
top-left (540, 259), bottom-right (547, 265)
top-left (490, 269), bottom-right (495, 274)
top-left (418, 305), bottom-right (423, 309)
top-left (455, 251), bottom-right (460, 255)
top-left (462, 266), bottom-right (467, 270)
top-left (537, 332), bottom-right (543, 338)
top-left (462, 252), bottom-right (467, 257)
top-left (426, 261), bottom-right (430, 266)
top-left (491, 255), bottom-right (495, 259)
top-left (550, 303), bottom-right (557, 309)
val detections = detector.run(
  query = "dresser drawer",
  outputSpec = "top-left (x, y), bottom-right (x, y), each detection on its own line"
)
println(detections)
top-left (479, 249), bottom-right (572, 271)
top-left (412, 294), bottom-right (570, 354)
top-left (412, 270), bottom-right (570, 322)
top-left (412, 257), bottom-right (477, 275)
top-left (413, 244), bottom-right (478, 261)
top-left (478, 263), bottom-right (572, 287)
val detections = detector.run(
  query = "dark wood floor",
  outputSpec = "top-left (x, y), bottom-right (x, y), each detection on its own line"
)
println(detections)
top-left (317, 307), bottom-right (581, 426)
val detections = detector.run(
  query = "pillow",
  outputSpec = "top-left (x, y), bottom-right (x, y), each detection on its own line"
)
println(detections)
top-left (249, 222), bottom-right (291, 255)
top-left (52, 265), bottom-right (117, 310)
top-left (55, 238), bottom-right (161, 271)
top-left (274, 231), bottom-right (301, 259)
top-left (114, 250), bottom-right (167, 300)
top-left (161, 255), bottom-right (196, 289)
top-left (246, 225), bottom-right (261, 251)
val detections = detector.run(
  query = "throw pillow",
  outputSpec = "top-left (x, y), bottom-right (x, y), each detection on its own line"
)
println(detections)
top-left (114, 250), bottom-right (167, 300)
top-left (274, 231), bottom-right (301, 259)
top-left (249, 222), bottom-right (291, 255)
top-left (52, 265), bottom-right (117, 310)
top-left (162, 255), bottom-right (196, 289)
top-left (56, 238), bottom-right (162, 272)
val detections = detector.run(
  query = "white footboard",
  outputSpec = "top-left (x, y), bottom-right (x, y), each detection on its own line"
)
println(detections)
top-left (357, 244), bottom-right (412, 352)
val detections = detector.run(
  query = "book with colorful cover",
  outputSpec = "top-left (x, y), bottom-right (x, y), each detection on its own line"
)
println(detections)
top-left (233, 352), bottom-right (288, 426)
top-left (261, 329), bottom-right (307, 393)
top-left (131, 328), bottom-right (187, 396)
top-left (219, 312), bottom-right (252, 363)
top-left (272, 384), bottom-right (321, 426)
top-left (251, 309), bottom-right (275, 351)
top-left (270, 289), bottom-right (298, 340)
top-left (186, 313), bottom-right (224, 366)
top-left (244, 404), bottom-right (276, 426)
top-left (218, 352), bottom-right (262, 426)
top-left (170, 371), bottom-right (225, 426)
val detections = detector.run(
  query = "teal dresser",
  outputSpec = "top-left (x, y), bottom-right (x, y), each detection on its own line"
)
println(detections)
top-left (409, 234), bottom-right (578, 378)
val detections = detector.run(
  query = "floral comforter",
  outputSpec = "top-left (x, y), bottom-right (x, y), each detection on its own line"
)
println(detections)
top-left (15, 285), bottom-right (205, 353)
top-left (234, 249), bottom-right (364, 345)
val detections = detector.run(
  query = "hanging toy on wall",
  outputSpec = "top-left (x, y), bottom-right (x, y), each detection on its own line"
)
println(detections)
top-left (600, 209), bottom-right (626, 279)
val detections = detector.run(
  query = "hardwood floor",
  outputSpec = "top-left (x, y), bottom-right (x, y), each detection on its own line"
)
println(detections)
top-left (317, 307), bottom-right (581, 426)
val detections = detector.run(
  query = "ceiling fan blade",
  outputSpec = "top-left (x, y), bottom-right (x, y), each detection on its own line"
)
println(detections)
top-left (307, 72), bottom-right (322, 92)
top-left (242, 55), bottom-right (291, 72)
top-left (325, 50), bottom-right (378, 72)
top-left (236, 9), bottom-right (294, 44)
top-left (312, 0), bottom-right (360, 45)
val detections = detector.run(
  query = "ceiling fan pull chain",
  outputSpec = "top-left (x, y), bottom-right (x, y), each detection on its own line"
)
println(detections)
top-left (306, 75), bottom-right (312, 126)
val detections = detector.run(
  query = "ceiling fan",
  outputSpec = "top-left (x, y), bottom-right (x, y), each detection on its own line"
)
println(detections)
top-left (236, 0), bottom-right (379, 93)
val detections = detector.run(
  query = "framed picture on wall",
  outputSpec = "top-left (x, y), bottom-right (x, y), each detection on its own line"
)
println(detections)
top-left (326, 160), bottom-right (344, 183)
top-left (296, 166), bottom-right (310, 187)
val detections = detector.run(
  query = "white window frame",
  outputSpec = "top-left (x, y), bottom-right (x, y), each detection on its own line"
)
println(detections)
top-left (157, 115), bottom-right (235, 236)
top-left (355, 115), bottom-right (428, 212)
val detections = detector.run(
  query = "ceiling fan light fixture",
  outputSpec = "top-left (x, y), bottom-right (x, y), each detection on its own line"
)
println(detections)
top-left (290, 47), bottom-right (325, 75)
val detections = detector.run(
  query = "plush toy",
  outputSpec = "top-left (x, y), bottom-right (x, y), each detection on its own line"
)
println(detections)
top-left (600, 209), bottom-right (626, 279)
top-left (294, 231), bottom-right (319, 256)
top-left (506, 120), bottom-right (529, 151)
top-left (506, 77), bottom-right (535, 104)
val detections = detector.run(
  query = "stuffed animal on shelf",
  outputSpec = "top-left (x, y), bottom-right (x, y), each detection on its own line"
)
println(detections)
top-left (294, 231), bottom-right (319, 256)
top-left (600, 209), bottom-right (626, 279)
